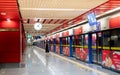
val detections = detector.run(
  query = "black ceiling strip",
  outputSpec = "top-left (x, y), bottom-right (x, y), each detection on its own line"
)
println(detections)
top-left (27, 19), bottom-right (30, 24)
top-left (48, 19), bottom-right (53, 24)
top-left (42, 19), bottom-right (46, 24)
top-left (54, 19), bottom-right (60, 24)
top-left (37, 19), bottom-right (40, 22)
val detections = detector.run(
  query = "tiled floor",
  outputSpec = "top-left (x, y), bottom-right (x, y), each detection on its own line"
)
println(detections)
top-left (0, 46), bottom-right (119, 75)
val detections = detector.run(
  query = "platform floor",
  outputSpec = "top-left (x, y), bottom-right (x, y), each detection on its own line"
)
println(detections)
top-left (0, 46), bottom-right (119, 75)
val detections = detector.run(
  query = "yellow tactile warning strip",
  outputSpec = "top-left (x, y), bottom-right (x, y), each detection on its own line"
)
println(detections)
top-left (50, 52), bottom-right (109, 75)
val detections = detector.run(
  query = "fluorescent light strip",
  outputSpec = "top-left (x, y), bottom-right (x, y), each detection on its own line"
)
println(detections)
top-left (105, 6), bottom-right (120, 14)
top-left (21, 8), bottom-right (88, 11)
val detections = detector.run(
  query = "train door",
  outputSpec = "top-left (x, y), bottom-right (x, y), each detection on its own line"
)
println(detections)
top-left (62, 37), bottom-right (70, 56)
top-left (50, 39), bottom-right (54, 52)
top-left (83, 34), bottom-right (89, 62)
top-left (91, 32), bottom-right (102, 64)
top-left (97, 32), bottom-right (102, 64)
top-left (75, 35), bottom-right (84, 59)
top-left (72, 36), bottom-right (76, 57)
top-left (56, 38), bottom-right (60, 54)
top-left (62, 37), bottom-right (66, 55)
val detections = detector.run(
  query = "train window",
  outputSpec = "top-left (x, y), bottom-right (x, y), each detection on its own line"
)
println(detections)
top-left (110, 29), bottom-right (120, 47)
top-left (84, 34), bottom-right (88, 46)
top-left (103, 31), bottom-right (110, 47)
top-left (75, 35), bottom-right (79, 45)
top-left (72, 36), bottom-right (75, 45)
top-left (62, 37), bottom-right (66, 44)
top-left (79, 35), bottom-right (84, 46)
top-left (56, 38), bottom-right (59, 44)
top-left (67, 37), bottom-right (70, 44)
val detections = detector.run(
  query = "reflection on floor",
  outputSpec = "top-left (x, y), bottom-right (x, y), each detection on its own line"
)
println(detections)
top-left (0, 46), bottom-right (119, 75)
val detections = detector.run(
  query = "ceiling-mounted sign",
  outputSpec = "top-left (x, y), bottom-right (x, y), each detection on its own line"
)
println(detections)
top-left (87, 12), bottom-right (97, 26)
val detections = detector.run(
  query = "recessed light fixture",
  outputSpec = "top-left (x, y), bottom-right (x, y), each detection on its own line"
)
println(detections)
top-left (1, 12), bottom-right (6, 16)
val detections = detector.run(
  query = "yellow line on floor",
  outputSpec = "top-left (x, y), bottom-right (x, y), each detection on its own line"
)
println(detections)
top-left (50, 52), bottom-right (109, 75)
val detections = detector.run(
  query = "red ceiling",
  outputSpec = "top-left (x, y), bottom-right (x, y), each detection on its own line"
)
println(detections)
top-left (47, 0), bottom-right (120, 34)
top-left (0, 0), bottom-right (20, 20)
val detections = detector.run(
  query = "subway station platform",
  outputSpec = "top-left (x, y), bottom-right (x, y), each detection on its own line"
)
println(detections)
top-left (0, 46), bottom-right (119, 75)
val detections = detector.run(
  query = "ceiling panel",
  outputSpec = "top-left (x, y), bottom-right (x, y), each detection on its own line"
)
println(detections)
top-left (18, 0), bottom-right (108, 36)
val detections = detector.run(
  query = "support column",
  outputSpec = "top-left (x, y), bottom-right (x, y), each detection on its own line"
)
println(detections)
top-left (88, 33), bottom-right (92, 63)
top-left (70, 36), bottom-right (73, 57)
top-left (60, 38), bottom-right (63, 54)
top-left (53, 39), bottom-right (56, 53)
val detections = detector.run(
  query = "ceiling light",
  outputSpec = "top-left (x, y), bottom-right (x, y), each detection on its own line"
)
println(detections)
top-left (7, 18), bottom-right (11, 22)
top-left (21, 8), bottom-right (88, 11)
top-left (34, 22), bottom-right (42, 30)
top-left (1, 12), bottom-right (6, 15)
top-left (105, 6), bottom-right (120, 14)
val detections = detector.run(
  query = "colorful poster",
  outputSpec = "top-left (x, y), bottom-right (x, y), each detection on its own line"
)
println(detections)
top-left (81, 48), bottom-right (88, 61)
top-left (63, 47), bottom-right (70, 56)
top-left (51, 45), bottom-right (54, 52)
top-left (76, 48), bottom-right (88, 61)
top-left (111, 51), bottom-right (120, 71)
top-left (102, 50), bottom-right (120, 71)
top-left (102, 50), bottom-right (112, 68)
top-left (75, 48), bottom-right (80, 59)
top-left (56, 46), bottom-right (60, 54)
top-left (66, 47), bottom-right (70, 56)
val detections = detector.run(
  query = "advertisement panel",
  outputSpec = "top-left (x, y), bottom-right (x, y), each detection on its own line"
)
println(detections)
top-left (102, 50), bottom-right (112, 68)
top-left (76, 48), bottom-right (88, 61)
top-left (111, 51), bottom-right (120, 71)
top-left (102, 50), bottom-right (120, 71)
top-left (109, 16), bottom-right (120, 29)
top-left (51, 45), bottom-right (54, 52)
top-left (63, 47), bottom-right (70, 56)
top-left (74, 27), bottom-right (82, 35)
top-left (56, 46), bottom-right (60, 54)
top-left (75, 48), bottom-right (80, 59)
